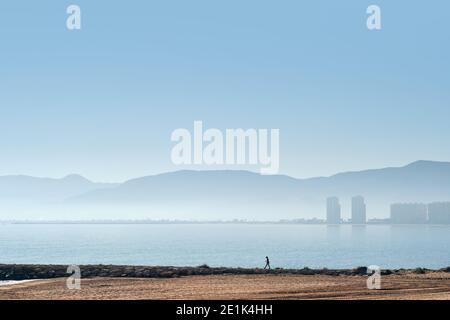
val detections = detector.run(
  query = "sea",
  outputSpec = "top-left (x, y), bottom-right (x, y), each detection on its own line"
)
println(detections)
top-left (0, 223), bottom-right (449, 269)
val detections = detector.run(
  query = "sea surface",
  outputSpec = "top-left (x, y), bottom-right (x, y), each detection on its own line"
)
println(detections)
top-left (0, 224), bottom-right (449, 269)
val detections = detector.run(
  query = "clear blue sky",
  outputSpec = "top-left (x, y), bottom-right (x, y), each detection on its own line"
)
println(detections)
top-left (0, 1), bottom-right (449, 182)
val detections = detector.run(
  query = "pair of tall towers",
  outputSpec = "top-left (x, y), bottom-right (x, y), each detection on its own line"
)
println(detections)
top-left (326, 196), bottom-right (366, 224)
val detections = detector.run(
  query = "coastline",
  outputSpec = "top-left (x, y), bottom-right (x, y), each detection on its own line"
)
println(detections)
top-left (2, 220), bottom-right (450, 225)
top-left (1, 264), bottom-right (449, 281)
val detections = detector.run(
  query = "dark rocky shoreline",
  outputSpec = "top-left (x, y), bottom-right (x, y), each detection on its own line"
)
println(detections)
top-left (1, 264), bottom-right (449, 281)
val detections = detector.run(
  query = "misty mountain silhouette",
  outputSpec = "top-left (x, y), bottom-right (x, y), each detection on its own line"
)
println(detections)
top-left (64, 160), bottom-right (450, 219)
top-left (0, 174), bottom-right (117, 203)
top-left (1, 160), bottom-right (450, 219)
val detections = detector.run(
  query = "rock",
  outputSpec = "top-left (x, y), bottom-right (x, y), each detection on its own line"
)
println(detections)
top-left (354, 267), bottom-right (368, 275)
top-left (413, 268), bottom-right (427, 274)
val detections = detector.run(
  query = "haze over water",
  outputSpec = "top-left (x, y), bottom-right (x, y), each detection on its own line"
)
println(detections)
top-left (1, 224), bottom-right (448, 269)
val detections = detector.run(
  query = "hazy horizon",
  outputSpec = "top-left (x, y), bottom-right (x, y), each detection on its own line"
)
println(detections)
top-left (0, 159), bottom-right (449, 221)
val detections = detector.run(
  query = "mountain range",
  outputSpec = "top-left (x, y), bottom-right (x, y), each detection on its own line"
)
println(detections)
top-left (1, 160), bottom-right (450, 220)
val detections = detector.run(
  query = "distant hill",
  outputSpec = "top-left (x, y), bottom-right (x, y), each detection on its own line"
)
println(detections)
top-left (1, 161), bottom-right (450, 219)
top-left (299, 160), bottom-right (450, 202)
top-left (0, 174), bottom-right (117, 204)
top-left (63, 160), bottom-right (450, 219)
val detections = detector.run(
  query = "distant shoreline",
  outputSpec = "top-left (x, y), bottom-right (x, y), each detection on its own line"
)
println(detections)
top-left (1, 220), bottom-right (449, 225)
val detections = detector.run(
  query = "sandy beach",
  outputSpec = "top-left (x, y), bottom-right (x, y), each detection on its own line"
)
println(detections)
top-left (1, 272), bottom-right (449, 300)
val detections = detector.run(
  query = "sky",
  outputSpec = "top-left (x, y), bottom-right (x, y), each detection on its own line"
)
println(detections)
top-left (0, 0), bottom-right (449, 182)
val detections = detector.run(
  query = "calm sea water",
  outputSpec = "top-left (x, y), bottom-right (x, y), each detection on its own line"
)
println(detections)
top-left (0, 224), bottom-right (448, 269)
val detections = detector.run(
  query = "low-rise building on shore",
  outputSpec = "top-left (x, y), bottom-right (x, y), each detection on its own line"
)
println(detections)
top-left (428, 202), bottom-right (450, 224)
top-left (390, 203), bottom-right (428, 224)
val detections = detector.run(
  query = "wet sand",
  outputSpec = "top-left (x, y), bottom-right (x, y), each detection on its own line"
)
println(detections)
top-left (1, 272), bottom-right (449, 300)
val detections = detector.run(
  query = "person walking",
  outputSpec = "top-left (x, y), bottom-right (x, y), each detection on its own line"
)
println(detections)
top-left (264, 256), bottom-right (271, 270)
